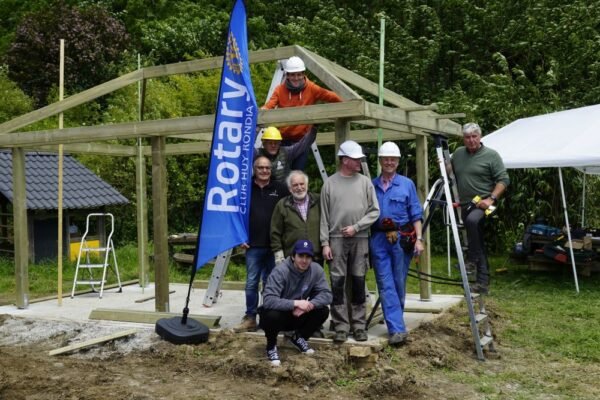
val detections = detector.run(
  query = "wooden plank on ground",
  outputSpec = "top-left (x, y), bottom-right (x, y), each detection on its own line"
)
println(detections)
top-left (49, 328), bottom-right (138, 356)
top-left (89, 308), bottom-right (221, 327)
top-left (134, 290), bottom-right (176, 303)
top-left (192, 280), bottom-right (246, 290)
top-left (29, 280), bottom-right (139, 304)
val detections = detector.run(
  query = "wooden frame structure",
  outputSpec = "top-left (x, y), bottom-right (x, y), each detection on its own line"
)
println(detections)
top-left (0, 45), bottom-right (462, 310)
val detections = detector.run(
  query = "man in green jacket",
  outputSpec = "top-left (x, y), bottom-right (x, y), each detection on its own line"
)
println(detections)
top-left (271, 170), bottom-right (322, 264)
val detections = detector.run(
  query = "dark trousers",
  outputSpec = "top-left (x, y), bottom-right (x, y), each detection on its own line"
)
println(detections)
top-left (281, 139), bottom-right (309, 170)
top-left (259, 307), bottom-right (329, 349)
top-left (462, 208), bottom-right (489, 285)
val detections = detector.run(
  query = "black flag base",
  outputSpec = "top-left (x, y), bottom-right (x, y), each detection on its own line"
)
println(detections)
top-left (155, 316), bottom-right (209, 345)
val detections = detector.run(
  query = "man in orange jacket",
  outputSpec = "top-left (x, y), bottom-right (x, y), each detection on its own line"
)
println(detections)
top-left (262, 56), bottom-right (342, 169)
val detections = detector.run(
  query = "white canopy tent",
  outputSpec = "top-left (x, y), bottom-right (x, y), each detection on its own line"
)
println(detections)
top-left (482, 104), bottom-right (600, 293)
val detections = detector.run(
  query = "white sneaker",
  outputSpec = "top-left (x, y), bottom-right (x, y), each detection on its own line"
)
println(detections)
top-left (266, 346), bottom-right (281, 366)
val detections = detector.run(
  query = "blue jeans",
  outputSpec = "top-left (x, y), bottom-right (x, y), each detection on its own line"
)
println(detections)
top-left (244, 247), bottom-right (275, 316)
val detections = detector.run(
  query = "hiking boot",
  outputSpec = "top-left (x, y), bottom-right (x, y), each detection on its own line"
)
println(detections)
top-left (288, 334), bottom-right (315, 354)
top-left (333, 331), bottom-right (348, 343)
top-left (353, 329), bottom-right (368, 342)
top-left (454, 261), bottom-right (476, 275)
top-left (311, 329), bottom-right (325, 339)
top-left (266, 346), bottom-right (281, 367)
top-left (233, 315), bottom-right (257, 333)
top-left (470, 282), bottom-right (489, 295)
top-left (389, 332), bottom-right (408, 346)
top-left (465, 261), bottom-right (477, 275)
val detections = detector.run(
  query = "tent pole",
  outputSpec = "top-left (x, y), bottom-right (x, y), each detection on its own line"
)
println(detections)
top-left (581, 170), bottom-right (586, 227)
top-left (559, 167), bottom-right (579, 293)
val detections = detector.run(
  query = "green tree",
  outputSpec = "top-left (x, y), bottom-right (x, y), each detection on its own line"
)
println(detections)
top-left (5, 1), bottom-right (130, 105)
top-left (0, 66), bottom-right (33, 123)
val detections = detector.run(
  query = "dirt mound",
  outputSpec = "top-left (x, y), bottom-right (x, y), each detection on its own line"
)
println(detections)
top-left (0, 304), bottom-right (496, 399)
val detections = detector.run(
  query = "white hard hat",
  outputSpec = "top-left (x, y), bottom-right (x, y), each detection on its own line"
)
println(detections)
top-left (285, 56), bottom-right (306, 73)
top-left (337, 140), bottom-right (365, 159)
top-left (378, 141), bottom-right (401, 157)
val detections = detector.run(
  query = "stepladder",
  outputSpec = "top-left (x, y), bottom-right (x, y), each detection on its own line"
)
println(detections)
top-left (425, 133), bottom-right (495, 360)
top-left (71, 213), bottom-right (122, 298)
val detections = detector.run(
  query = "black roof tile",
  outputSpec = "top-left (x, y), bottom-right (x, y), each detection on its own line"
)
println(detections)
top-left (0, 151), bottom-right (128, 210)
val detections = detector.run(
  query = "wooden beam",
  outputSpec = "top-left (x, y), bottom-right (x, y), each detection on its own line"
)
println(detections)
top-left (146, 142), bottom-right (211, 156)
top-left (415, 135), bottom-right (431, 300)
top-left (28, 280), bottom-right (139, 303)
top-left (0, 47), bottom-right (297, 135)
top-left (142, 46), bottom-right (296, 79)
top-left (49, 328), bottom-right (138, 356)
top-left (295, 46), bottom-right (362, 101)
top-left (0, 101), bottom-right (368, 148)
top-left (31, 143), bottom-right (137, 156)
top-left (192, 280), bottom-right (246, 290)
top-left (12, 148), bottom-right (29, 309)
top-left (404, 104), bottom-right (439, 112)
top-left (259, 99), bottom-right (365, 127)
top-left (89, 308), bottom-right (221, 327)
top-left (364, 102), bottom-right (461, 137)
top-left (0, 115), bottom-right (215, 147)
top-left (0, 70), bottom-right (142, 134)
top-left (136, 145), bottom-right (149, 288)
top-left (334, 118), bottom-right (351, 154)
top-left (152, 136), bottom-right (169, 312)
top-left (303, 48), bottom-right (462, 136)
top-left (314, 129), bottom-right (414, 146)
top-left (167, 132), bottom-right (213, 141)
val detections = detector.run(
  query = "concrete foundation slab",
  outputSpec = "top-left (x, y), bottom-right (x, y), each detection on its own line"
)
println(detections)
top-left (0, 282), bottom-right (464, 347)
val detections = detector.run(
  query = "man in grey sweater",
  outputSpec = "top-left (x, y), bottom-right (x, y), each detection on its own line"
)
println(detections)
top-left (320, 140), bottom-right (380, 343)
top-left (259, 239), bottom-right (332, 367)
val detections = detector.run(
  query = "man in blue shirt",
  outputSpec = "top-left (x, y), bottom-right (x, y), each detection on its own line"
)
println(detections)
top-left (370, 142), bottom-right (424, 346)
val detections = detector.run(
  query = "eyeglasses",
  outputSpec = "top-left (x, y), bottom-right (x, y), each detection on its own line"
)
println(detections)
top-left (256, 166), bottom-right (271, 170)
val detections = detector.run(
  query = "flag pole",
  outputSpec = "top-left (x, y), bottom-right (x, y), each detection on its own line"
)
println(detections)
top-left (156, 0), bottom-right (258, 343)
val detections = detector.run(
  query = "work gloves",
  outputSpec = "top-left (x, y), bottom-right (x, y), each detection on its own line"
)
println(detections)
top-left (274, 250), bottom-right (285, 264)
top-left (381, 217), bottom-right (398, 244)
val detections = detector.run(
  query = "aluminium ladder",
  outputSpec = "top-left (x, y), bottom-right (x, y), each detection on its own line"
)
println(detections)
top-left (424, 133), bottom-right (495, 360)
top-left (71, 213), bottom-right (122, 298)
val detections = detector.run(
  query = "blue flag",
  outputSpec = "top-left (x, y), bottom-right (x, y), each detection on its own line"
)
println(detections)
top-left (195, 0), bottom-right (257, 270)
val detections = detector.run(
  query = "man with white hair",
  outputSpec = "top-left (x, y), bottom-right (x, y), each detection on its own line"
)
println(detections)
top-left (262, 56), bottom-right (342, 169)
top-left (271, 170), bottom-right (322, 264)
top-left (452, 122), bottom-right (509, 295)
top-left (320, 140), bottom-right (380, 343)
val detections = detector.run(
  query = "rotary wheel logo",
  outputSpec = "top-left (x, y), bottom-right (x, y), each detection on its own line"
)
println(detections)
top-left (226, 32), bottom-right (243, 74)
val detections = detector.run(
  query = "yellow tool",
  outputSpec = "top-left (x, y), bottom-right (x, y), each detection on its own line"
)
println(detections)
top-left (469, 195), bottom-right (496, 217)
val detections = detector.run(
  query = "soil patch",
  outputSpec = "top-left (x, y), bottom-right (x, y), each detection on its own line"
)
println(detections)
top-left (2, 301), bottom-right (598, 399)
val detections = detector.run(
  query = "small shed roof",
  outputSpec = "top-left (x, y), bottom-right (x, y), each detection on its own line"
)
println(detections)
top-left (0, 151), bottom-right (128, 210)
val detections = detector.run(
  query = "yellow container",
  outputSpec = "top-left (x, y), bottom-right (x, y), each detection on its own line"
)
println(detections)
top-left (69, 239), bottom-right (101, 261)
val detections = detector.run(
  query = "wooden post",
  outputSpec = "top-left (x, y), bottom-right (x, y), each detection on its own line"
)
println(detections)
top-left (152, 136), bottom-right (169, 312)
top-left (136, 148), bottom-right (149, 288)
top-left (334, 118), bottom-right (350, 155)
top-left (136, 65), bottom-right (149, 288)
top-left (416, 135), bottom-right (431, 301)
top-left (12, 148), bottom-right (29, 309)
top-left (57, 38), bottom-right (65, 306)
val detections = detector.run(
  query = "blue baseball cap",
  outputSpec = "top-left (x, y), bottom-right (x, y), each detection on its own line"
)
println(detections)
top-left (293, 239), bottom-right (314, 257)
